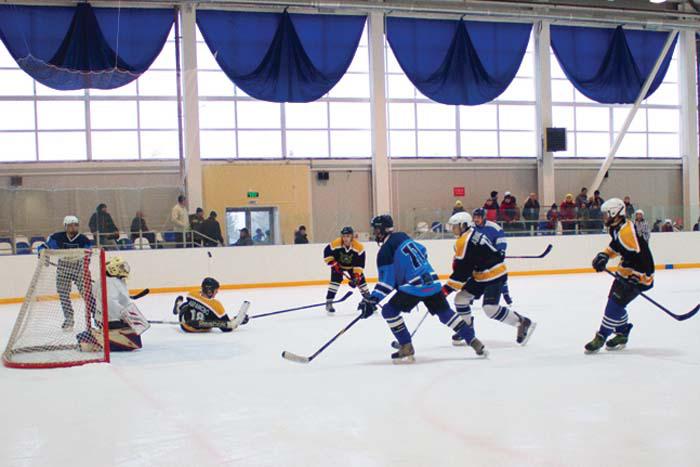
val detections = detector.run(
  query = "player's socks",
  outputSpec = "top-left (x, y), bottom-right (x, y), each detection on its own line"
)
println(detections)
top-left (62, 315), bottom-right (74, 331)
top-left (391, 342), bottom-right (415, 364)
top-left (606, 323), bottom-right (633, 351)
top-left (584, 333), bottom-right (606, 354)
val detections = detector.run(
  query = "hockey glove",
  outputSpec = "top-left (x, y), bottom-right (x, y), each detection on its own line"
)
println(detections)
top-left (592, 252), bottom-right (609, 272)
top-left (358, 296), bottom-right (378, 319)
top-left (329, 261), bottom-right (343, 274)
top-left (441, 285), bottom-right (454, 297)
top-left (348, 272), bottom-right (363, 288)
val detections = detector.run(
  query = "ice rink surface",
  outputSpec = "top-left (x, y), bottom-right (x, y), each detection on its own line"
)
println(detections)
top-left (1, 270), bottom-right (699, 467)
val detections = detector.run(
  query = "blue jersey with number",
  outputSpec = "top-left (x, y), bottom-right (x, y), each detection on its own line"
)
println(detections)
top-left (474, 220), bottom-right (507, 254)
top-left (371, 232), bottom-right (441, 300)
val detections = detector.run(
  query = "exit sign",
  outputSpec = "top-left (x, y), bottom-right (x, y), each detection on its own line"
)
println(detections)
top-left (247, 191), bottom-right (259, 199)
top-left (453, 187), bottom-right (465, 197)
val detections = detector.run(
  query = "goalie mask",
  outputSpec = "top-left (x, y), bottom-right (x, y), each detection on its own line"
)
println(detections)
top-left (106, 257), bottom-right (130, 280)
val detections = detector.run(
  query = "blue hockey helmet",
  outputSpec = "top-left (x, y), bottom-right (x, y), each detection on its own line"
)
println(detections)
top-left (472, 208), bottom-right (486, 218)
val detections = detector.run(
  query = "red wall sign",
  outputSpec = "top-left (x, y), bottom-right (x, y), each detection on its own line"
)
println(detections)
top-left (453, 187), bottom-right (465, 197)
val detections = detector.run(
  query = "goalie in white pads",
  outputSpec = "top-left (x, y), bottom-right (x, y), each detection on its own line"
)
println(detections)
top-left (176, 278), bottom-right (249, 332)
top-left (77, 257), bottom-right (149, 352)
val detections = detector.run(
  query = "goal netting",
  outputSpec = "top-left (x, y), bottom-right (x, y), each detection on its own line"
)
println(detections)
top-left (2, 248), bottom-right (109, 369)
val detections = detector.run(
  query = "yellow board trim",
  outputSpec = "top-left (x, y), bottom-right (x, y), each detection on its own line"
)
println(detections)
top-left (2, 263), bottom-right (700, 305)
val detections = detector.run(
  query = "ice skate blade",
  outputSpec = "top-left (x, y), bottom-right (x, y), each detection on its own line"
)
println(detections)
top-left (392, 355), bottom-right (415, 364)
top-left (605, 344), bottom-right (626, 351)
top-left (584, 347), bottom-right (602, 355)
top-left (326, 312), bottom-right (335, 316)
top-left (452, 340), bottom-right (467, 347)
top-left (476, 349), bottom-right (489, 359)
top-left (518, 321), bottom-right (537, 346)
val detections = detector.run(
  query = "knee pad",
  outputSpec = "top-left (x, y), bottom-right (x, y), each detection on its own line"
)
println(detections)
top-left (455, 290), bottom-right (474, 307)
top-left (482, 303), bottom-right (500, 319)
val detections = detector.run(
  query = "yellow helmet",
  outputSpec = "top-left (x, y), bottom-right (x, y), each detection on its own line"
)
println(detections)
top-left (105, 257), bottom-right (130, 279)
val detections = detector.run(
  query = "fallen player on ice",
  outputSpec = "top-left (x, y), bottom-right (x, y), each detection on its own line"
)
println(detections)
top-left (174, 277), bottom-right (249, 333)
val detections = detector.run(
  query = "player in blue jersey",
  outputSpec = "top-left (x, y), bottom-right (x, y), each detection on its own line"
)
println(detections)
top-left (39, 216), bottom-right (94, 330)
top-left (471, 208), bottom-right (513, 305)
top-left (357, 215), bottom-right (487, 363)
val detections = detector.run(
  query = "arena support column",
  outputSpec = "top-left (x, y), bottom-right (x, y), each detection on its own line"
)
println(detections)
top-left (368, 11), bottom-right (392, 216)
top-left (679, 28), bottom-right (699, 230)
top-left (534, 20), bottom-right (555, 208)
top-left (179, 4), bottom-right (203, 210)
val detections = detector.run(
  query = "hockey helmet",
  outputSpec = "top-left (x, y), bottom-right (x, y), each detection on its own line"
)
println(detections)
top-left (471, 208), bottom-right (486, 218)
top-left (340, 226), bottom-right (354, 236)
top-left (202, 277), bottom-right (220, 296)
top-left (601, 198), bottom-right (625, 222)
top-left (447, 212), bottom-right (473, 233)
top-left (63, 215), bottom-right (80, 227)
top-left (105, 257), bottom-right (130, 280)
top-left (370, 215), bottom-right (394, 244)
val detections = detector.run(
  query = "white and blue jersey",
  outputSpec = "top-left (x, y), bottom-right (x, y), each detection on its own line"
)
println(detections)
top-left (38, 231), bottom-right (92, 253)
top-left (371, 232), bottom-right (441, 300)
top-left (475, 221), bottom-right (506, 256)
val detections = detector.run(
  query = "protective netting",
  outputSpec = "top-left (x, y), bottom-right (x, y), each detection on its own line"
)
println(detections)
top-left (3, 248), bottom-right (109, 368)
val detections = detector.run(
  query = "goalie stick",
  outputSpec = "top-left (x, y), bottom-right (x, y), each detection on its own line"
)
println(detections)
top-left (249, 291), bottom-right (353, 320)
top-left (605, 270), bottom-right (699, 321)
top-left (506, 244), bottom-right (553, 259)
top-left (282, 314), bottom-right (363, 364)
top-left (130, 288), bottom-right (150, 300)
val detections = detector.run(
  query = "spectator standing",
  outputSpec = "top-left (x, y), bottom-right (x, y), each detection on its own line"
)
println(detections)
top-left (483, 198), bottom-right (498, 222)
top-left (294, 225), bottom-right (309, 244)
top-left (694, 217), bottom-right (700, 231)
top-left (660, 219), bottom-right (674, 232)
top-left (89, 203), bottom-right (119, 249)
top-left (200, 211), bottom-right (224, 246)
top-left (129, 211), bottom-right (156, 245)
top-left (575, 188), bottom-right (590, 232)
top-left (559, 194), bottom-right (577, 235)
top-left (234, 228), bottom-right (254, 246)
top-left (190, 208), bottom-right (206, 246)
top-left (545, 203), bottom-right (559, 234)
top-left (499, 192), bottom-right (520, 233)
top-left (624, 196), bottom-right (635, 218)
top-left (253, 228), bottom-right (266, 243)
top-left (634, 209), bottom-right (650, 243)
top-left (171, 195), bottom-right (189, 248)
top-left (489, 190), bottom-right (500, 210)
top-left (452, 200), bottom-right (465, 215)
top-left (522, 192), bottom-right (540, 227)
top-left (588, 190), bottom-right (605, 231)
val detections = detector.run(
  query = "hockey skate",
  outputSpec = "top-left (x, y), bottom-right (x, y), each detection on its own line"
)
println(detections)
top-left (62, 315), bottom-right (74, 331)
top-left (606, 324), bottom-right (633, 351)
top-left (391, 342), bottom-right (415, 364)
top-left (325, 300), bottom-right (335, 315)
top-left (584, 333), bottom-right (606, 354)
top-left (516, 316), bottom-right (536, 345)
top-left (451, 332), bottom-right (467, 346)
top-left (469, 338), bottom-right (488, 358)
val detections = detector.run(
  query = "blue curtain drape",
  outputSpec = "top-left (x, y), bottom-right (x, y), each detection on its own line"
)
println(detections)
top-left (0, 4), bottom-right (174, 90)
top-left (386, 17), bottom-right (532, 106)
top-left (196, 10), bottom-right (366, 103)
top-left (551, 25), bottom-right (677, 104)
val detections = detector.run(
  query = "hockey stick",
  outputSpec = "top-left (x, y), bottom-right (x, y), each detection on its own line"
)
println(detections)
top-left (149, 301), bottom-right (250, 327)
top-left (130, 289), bottom-right (150, 300)
top-left (249, 291), bottom-right (353, 320)
top-left (282, 314), bottom-right (363, 364)
top-left (506, 244), bottom-right (553, 259)
top-left (604, 270), bottom-right (699, 321)
top-left (391, 309), bottom-right (429, 349)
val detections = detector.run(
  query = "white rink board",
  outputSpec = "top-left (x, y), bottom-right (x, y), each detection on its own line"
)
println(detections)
top-left (1, 232), bottom-right (699, 300)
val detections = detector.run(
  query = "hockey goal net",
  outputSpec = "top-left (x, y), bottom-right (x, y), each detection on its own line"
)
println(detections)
top-left (2, 248), bottom-right (110, 369)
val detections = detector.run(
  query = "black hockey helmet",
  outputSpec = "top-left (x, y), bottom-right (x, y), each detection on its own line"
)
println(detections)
top-left (371, 215), bottom-right (394, 244)
top-left (340, 226), bottom-right (354, 236)
top-left (202, 277), bottom-right (220, 296)
top-left (472, 208), bottom-right (486, 218)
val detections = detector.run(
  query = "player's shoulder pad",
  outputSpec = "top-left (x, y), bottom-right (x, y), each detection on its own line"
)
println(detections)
top-left (484, 220), bottom-right (503, 232)
top-left (454, 230), bottom-right (471, 260)
top-left (187, 291), bottom-right (226, 318)
top-left (377, 232), bottom-right (406, 266)
top-left (618, 220), bottom-right (641, 253)
top-left (329, 237), bottom-right (343, 249)
top-left (350, 239), bottom-right (365, 253)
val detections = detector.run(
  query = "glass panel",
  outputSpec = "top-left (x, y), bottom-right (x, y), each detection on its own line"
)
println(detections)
top-left (91, 131), bottom-right (139, 160)
top-left (461, 131), bottom-right (498, 157)
top-left (250, 210), bottom-right (272, 244)
top-left (388, 103), bottom-right (415, 129)
top-left (576, 106), bottom-right (610, 132)
top-left (497, 78), bottom-right (534, 102)
top-left (0, 70), bottom-right (34, 96)
top-left (576, 132), bottom-right (610, 157)
top-left (499, 105), bottom-right (535, 131)
top-left (140, 131), bottom-right (180, 159)
top-left (286, 130), bottom-right (329, 158)
top-left (0, 132), bottom-right (36, 161)
top-left (226, 211), bottom-right (246, 245)
top-left (389, 130), bottom-right (416, 157)
top-left (90, 101), bottom-right (138, 130)
top-left (386, 74), bottom-right (415, 99)
top-left (139, 101), bottom-right (179, 129)
top-left (615, 132), bottom-right (647, 158)
top-left (198, 71), bottom-right (235, 97)
top-left (416, 103), bottom-right (455, 130)
top-left (459, 105), bottom-right (497, 130)
top-left (36, 101), bottom-right (86, 130)
top-left (612, 107), bottom-right (646, 133)
top-left (200, 130), bottom-right (236, 159)
top-left (137, 71), bottom-right (177, 96)
top-left (385, 47), bottom-right (403, 74)
top-left (0, 41), bottom-right (17, 67)
top-left (35, 82), bottom-right (83, 96)
top-left (285, 102), bottom-right (328, 129)
top-left (551, 79), bottom-right (575, 103)
top-left (237, 130), bottom-right (282, 158)
top-left (0, 101), bottom-right (35, 130)
top-left (89, 81), bottom-right (137, 97)
top-left (645, 83), bottom-right (679, 106)
top-left (648, 133), bottom-right (680, 158)
top-left (149, 40), bottom-right (176, 70)
top-left (199, 101), bottom-right (235, 129)
top-left (237, 101), bottom-right (281, 128)
top-left (347, 47), bottom-right (370, 73)
top-left (417, 131), bottom-right (456, 157)
top-left (552, 106), bottom-right (574, 130)
top-left (197, 42), bottom-right (220, 70)
top-left (37, 132), bottom-right (86, 160)
top-left (328, 72), bottom-right (370, 98)
top-left (647, 108), bottom-right (680, 133)
top-left (499, 131), bottom-right (536, 157)
top-left (329, 102), bottom-right (371, 129)
top-left (330, 130), bottom-right (370, 157)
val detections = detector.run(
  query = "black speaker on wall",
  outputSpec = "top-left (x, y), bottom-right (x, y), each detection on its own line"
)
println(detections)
top-left (317, 171), bottom-right (329, 181)
top-left (545, 127), bottom-right (567, 152)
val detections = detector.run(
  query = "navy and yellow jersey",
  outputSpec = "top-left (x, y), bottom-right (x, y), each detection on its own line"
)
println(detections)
top-left (323, 237), bottom-right (366, 275)
top-left (371, 232), bottom-right (441, 300)
top-left (604, 220), bottom-right (655, 287)
top-left (445, 228), bottom-right (507, 291)
top-left (179, 291), bottom-right (229, 333)
top-left (39, 231), bottom-right (91, 253)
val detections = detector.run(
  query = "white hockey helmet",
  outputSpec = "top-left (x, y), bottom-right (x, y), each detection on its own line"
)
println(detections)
top-left (447, 211), bottom-right (473, 231)
top-left (105, 257), bottom-right (130, 280)
top-left (601, 198), bottom-right (626, 226)
top-left (63, 215), bottom-right (79, 227)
